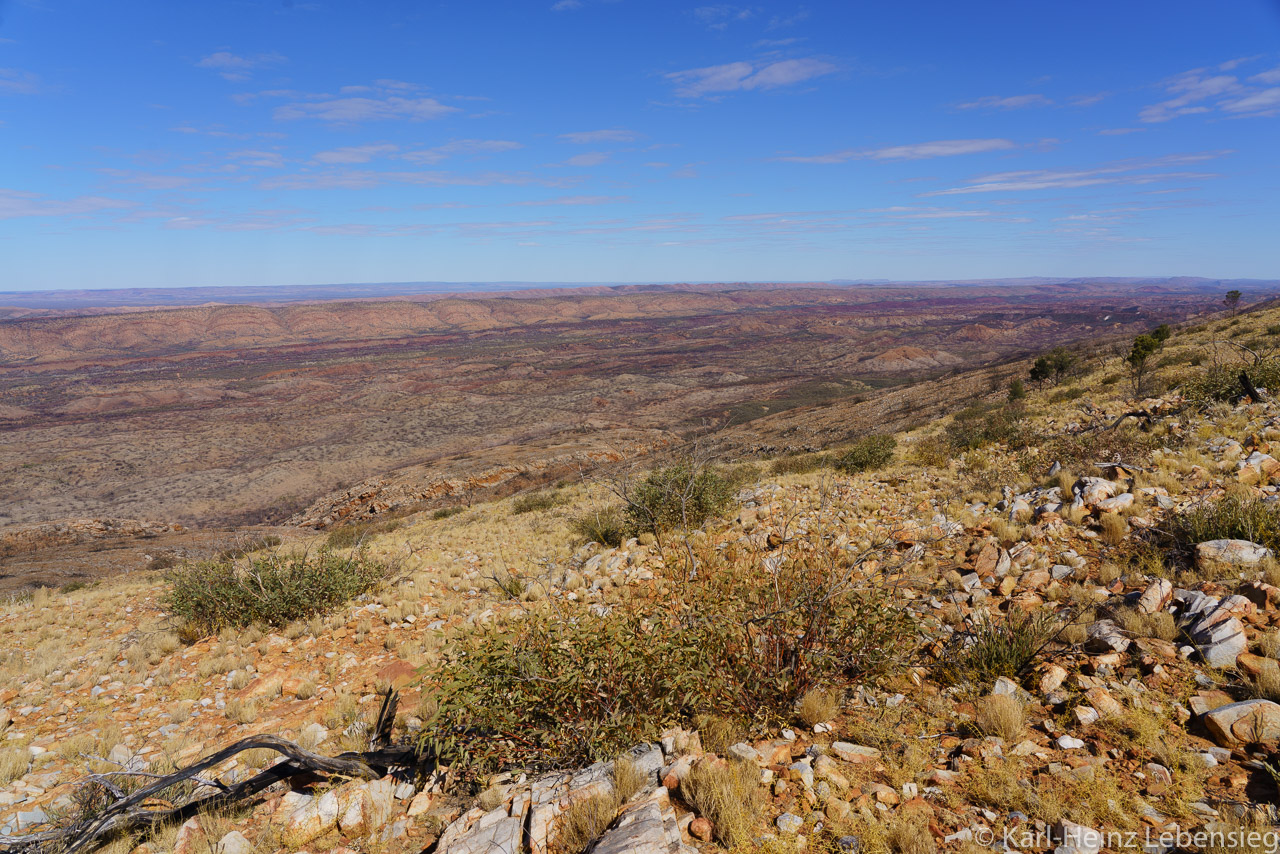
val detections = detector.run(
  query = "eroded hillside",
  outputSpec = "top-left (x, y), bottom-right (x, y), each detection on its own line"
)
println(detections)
top-left (5, 305), bottom-right (1280, 853)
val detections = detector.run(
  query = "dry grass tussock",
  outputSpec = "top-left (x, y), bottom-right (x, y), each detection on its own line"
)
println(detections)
top-left (681, 759), bottom-right (762, 849)
top-left (975, 694), bottom-right (1024, 742)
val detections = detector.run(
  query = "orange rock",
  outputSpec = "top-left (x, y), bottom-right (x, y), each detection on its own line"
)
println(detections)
top-left (376, 659), bottom-right (418, 690)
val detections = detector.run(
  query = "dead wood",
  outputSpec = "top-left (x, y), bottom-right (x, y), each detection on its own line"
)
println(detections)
top-left (2, 696), bottom-right (422, 854)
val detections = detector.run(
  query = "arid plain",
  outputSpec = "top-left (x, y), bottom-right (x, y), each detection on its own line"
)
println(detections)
top-left (0, 278), bottom-right (1261, 588)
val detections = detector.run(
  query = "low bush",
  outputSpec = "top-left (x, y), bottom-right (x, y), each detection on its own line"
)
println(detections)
top-left (570, 506), bottom-right (627, 547)
top-left (1184, 360), bottom-right (1280, 405)
top-left (432, 506), bottom-right (465, 520)
top-left (769, 453), bottom-right (829, 476)
top-left (942, 610), bottom-right (1061, 688)
top-left (165, 548), bottom-right (388, 635)
top-left (512, 491), bottom-right (567, 515)
top-left (419, 533), bottom-right (918, 778)
top-left (623, 461), bottom-right (733, 536)
top-left (833, 434), bottom-right (897, 474)
top-left (1169, 493), bottom-right (1280, 551)
top-left (946, 403), bottom-right (1029, 453)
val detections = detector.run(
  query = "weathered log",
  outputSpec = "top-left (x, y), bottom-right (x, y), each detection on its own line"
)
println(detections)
top-left (2, 724), bottom-right (421, 854)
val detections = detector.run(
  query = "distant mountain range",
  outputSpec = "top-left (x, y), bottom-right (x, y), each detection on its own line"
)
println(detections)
top-left (1, 277), bottom-right (1275, 313)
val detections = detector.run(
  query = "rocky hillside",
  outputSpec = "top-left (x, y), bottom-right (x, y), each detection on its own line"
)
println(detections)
top-left (5, 307), bottom-right (1280, 853)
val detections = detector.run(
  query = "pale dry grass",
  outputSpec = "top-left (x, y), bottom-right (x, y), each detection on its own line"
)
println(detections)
top-left (682, 759), bottom-right (762, 849)
top-left (798, 685), bottom-right (841, 727)
top-left (975, 694), bottom-right (1025, 742)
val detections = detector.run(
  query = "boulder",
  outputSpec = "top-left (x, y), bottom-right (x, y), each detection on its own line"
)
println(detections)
top-left (1135, 579), bottom-right (1173, 615)
top-left (215, 831), bottom-right (254, 854)
top-left (1075, 478), bottom-right (1118, 507)
top-left (172, 819), bottom-right (206, 854)
top-left (1095, 493), bottom-right (1134, 513)
top-left (1203, 699), bottom-right (1280, 746)
top-left (281, 790), bottom-right (341, 848)
top-left (1237, 451), bottom-right (1280, 485)
top-left (1196, 540), bottom-right (1273, 575)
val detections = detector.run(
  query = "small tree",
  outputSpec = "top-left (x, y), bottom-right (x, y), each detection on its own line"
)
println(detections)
top-left (1007, 378), bottom-right (1026, 401)
top-left (1127, 333), bottom-right (1160, 396)
top-left (1029, 357), bottom-right (1051, 388)
top-left (1045, 347), bottom-right (1077, 384)
top-left (1151, 324), bottom-right (1172, 344)
top-left (1225, 289), bottom-right (1242, 316)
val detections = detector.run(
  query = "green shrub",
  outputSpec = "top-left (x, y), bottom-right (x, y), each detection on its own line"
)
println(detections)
top-left (1170, 494), bottom-right (1280, 552)
top-left (624, 461), bottom-right (733, 535)
top-left (946, 403), bottom-right (1028, 452)
top-left (769, 453), bottom-right (829, 476)
top-left (165, 549), bottom-right (388, 635)
top-left (419, 536), bottom-right (918, 777)
top-left (1184, 360), bottom-right (1280, 405)
top-left (511, 491), bottom-right (566, 515)
top-left (833, 435), bottom-right (896, 473)
top-left (571, 506), bottom-right (627, 547)
top-left (941, 610), bottom-right (1061, 689)
top-left (432, 506), bottom-right (464, 520)
top-left (325, 526), bottom-right (363, 549)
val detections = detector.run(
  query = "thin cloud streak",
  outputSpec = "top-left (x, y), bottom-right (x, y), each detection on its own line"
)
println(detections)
top-left (779, 138), bottom-right (1016, 164)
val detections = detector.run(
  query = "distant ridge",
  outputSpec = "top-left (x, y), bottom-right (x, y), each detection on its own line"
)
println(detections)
top-left (1, 276), bottom-right (1276, 313)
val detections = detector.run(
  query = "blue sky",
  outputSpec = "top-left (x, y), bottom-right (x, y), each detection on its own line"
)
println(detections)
top-left (1, 0), bottom-right (1278, 290)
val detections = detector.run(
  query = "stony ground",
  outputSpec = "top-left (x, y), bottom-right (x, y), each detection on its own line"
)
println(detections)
top-left (6, 312), bottom-right (1280, 854)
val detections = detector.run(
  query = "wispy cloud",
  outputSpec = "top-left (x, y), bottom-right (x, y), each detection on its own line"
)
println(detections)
top-left (253, 81), bottom-right (462, 123)
top-left (0, 189), bottom-right (133, 219)
top-left (0, 67), bottom-right (40, 95)
top-left (779, 138), bottom-right (1015, 164)
top-left (260, 170), bottom-right (545, 191)
top-left (562, 151), bottom-right (610, 167)
top-left (228, 149), bottom-right (287, 168)
top-left (1141, 61), bottom-right (1280, 121)
top-left (276, 95), bottom-right (457, 122)
top-left (667, 57), bottom-right (836, 97)
top-left (923, 152), bottom-right (1227, 196)
top-left (551, 0), bottom-right (582, 9)
top-left (956, 94), bottom-right (1052, 110)
top-left (1097, 127), bottom-right (1145, 136)
top-left (196, 51), bottom-right (285, 82)
top-left (310, 140), bottom-right (520, 166)
top-left (512, 195), bottom-right (629, 206)
top-left (692, 5), bottom-right (757, 31)
top-left (402, 139), bottom-right (522, 163)
top-left (559, 129), bottom-right (637, 144)
top-left (313, 143), bottom-right (400, 164)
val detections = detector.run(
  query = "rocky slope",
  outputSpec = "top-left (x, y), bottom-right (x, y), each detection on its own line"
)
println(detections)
top-left (6, 306), bottom-right (1280, 853)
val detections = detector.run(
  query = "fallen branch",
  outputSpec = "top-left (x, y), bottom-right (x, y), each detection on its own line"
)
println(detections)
top-left (3, 697), bottom-right (421, 854)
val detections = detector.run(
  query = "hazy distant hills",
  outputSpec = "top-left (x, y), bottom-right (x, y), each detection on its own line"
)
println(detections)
top-left (1, 276), bottom-right (1275, 314)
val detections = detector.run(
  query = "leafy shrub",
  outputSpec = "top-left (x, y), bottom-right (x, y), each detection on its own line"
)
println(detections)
top-left (769, 453), bottom-right (829, 476)
top-left (217, 534), bottom-right (283, 560)
top-left (571, 506), bottom-right (626, 547)
top-left (419, 534), bottom-right (918, 777)
top-left (1170, 494), bottom-right (1280, 551)
top-left (325, 526), bottom-right (363, 549)
top-left (1037, 426), bottom-right (1162, 474)
top-left (833, 434), bottom-right (897, 474)
top-left (1184, 360), bottom-right (1280, 405)
top-left (624, 461), bottom-right (733, 535)
top-left (432, 506), bottom-right (464, 520)
top-left (942, 610), bottom-right (1060, 688)
top-left (945, 403), bottom-right (1028, 452)
top-left (165, 549), bottom-right (388, 635)
top-left (512, 491), bottom-right (566, 515)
